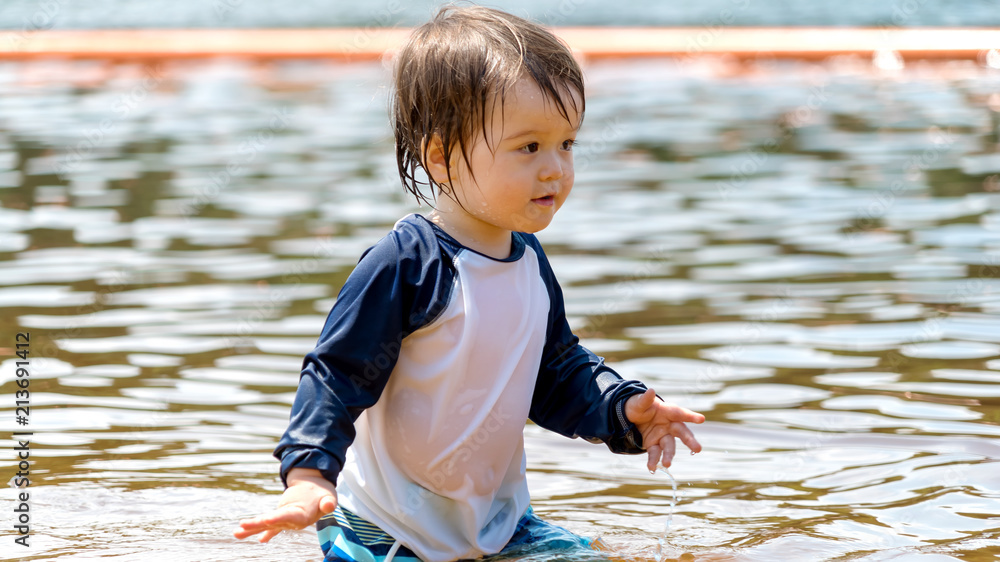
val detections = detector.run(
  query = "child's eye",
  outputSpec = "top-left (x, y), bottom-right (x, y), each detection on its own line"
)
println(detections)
top-left (562, 139), bottom-right (576, 151)
top-left (521, 142), bottom-right (539, 154)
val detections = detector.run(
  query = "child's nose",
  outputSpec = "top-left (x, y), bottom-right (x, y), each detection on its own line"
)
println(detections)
top-left (538, 153), bottom-right (566, 182)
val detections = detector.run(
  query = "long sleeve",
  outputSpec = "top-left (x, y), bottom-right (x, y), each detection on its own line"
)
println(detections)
top-left (524, 235), bottom-right (647, 455)
top-left (273, 222), bottom-right (454, 487)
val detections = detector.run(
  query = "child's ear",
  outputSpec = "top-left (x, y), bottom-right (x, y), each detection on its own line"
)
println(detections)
top-left (422, 133), bottom-right (453, 186)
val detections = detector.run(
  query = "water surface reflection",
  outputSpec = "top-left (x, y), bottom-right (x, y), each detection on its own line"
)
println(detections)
top-left (1, 57), bottom-right (1000, 560)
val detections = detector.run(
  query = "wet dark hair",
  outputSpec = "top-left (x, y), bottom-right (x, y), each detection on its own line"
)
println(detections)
top-left (391, 4), bottom-right (585, 206)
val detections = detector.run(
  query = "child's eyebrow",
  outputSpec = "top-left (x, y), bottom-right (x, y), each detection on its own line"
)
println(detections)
top-left (504, 125), bottom-right (580, 140)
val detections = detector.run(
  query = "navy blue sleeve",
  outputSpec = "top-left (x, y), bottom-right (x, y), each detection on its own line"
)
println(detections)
top-left (273, 220), bottom-right (453, 487)
top-left (524, 235), bottom-right (648, 455)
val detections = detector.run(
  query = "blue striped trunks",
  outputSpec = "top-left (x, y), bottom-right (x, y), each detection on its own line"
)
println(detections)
top-left (317, 505), bottom-right (593, 562)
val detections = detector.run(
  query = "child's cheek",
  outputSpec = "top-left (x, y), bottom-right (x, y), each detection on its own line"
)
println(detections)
top-left (560, 179), bottom-right (574, 204)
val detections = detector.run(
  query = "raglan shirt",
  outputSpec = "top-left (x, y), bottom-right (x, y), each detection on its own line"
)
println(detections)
top-left (274, 213), bottom-right (647, 562)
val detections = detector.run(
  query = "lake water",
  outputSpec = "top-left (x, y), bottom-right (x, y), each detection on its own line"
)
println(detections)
top-left (2, 0), bottom-right (1000, 28)
top-left (2, 54), bottom-right (1000, 560)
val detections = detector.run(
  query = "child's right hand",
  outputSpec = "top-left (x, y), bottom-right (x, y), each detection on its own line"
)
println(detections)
top-left (233, 468), bottom-right (338, 543)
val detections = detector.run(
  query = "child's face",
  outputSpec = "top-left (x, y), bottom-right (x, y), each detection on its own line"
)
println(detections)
top-left (444, 76), bottom-right (582, 238)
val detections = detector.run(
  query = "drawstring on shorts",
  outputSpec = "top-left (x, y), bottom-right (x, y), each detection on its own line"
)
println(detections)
top-left (384, 540), bottom-right (402, 562)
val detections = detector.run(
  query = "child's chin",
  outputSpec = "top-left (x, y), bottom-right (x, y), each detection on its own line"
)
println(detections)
top-left (515, 213), bottom-right (554, 230)
top-left (510, 209), bottom-right (558, 234)
top-left (523, 221), bottom-right (554, 234)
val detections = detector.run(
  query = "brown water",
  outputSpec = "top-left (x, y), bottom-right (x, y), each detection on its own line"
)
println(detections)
top-left (2, 55), bottom-right (1000, 561)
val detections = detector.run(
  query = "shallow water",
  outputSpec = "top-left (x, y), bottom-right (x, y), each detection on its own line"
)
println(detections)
top-left (1, 56), bottom-right (1000, 560)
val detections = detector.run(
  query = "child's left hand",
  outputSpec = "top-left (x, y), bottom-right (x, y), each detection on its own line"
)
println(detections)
top-left (624, 388), bottom-right (705, 472)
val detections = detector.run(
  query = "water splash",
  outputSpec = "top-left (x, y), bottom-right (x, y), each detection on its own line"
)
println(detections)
top-left (653, 466), bottom-right (678, 562)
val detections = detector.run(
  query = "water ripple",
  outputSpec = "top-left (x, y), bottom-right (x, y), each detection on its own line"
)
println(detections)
top-left (4, 57), bottom-right (1000, 560)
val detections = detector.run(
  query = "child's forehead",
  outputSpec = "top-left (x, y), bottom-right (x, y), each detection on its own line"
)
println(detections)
top-left (506, 76), bottom-right (581, 104)
top-left (490, 77), bottom-right (583, 128)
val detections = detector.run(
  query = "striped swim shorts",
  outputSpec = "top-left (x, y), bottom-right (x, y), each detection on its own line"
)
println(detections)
top-left (317, 505), bottom-right (593, 562)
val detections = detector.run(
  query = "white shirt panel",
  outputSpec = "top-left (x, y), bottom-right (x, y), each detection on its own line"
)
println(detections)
top-left (338, 244), bottom-right (550, 561)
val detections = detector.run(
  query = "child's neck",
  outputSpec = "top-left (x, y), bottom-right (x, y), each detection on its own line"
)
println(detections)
top-left (425, 209), bottom-right (512, 260)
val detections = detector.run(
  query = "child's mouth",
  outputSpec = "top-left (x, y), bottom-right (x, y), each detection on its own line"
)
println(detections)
top-left (533, 195), bottom-right (555, 207)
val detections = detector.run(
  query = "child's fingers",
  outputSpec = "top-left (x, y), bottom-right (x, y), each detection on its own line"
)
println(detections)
top-left (233, 518), bottom-right (279, 540)
top-left (672, 422), bottom-right (702, 454)
top-left (233, 525), bottom-right (259, 540)
top-left (629, 389), bottom-right (706, 427)
top-left (235, 504), bottom-right (315, 538)
top-left (238, 506), bottom-right (297, 529)
top-left (658, 435), bottom-right (677, 469)
top-left (319, 493), bottom-right (338, 514)
top-left (663, 403), bottom-right (705, 424)
top-left (258, 529), bottom-right (282, 544)
top-left (234, 516), bottom-right (271, 538)
top-left (646, 444), bottom-right (662, 473)
top-left (626, 388), bottom-right (657, 423)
